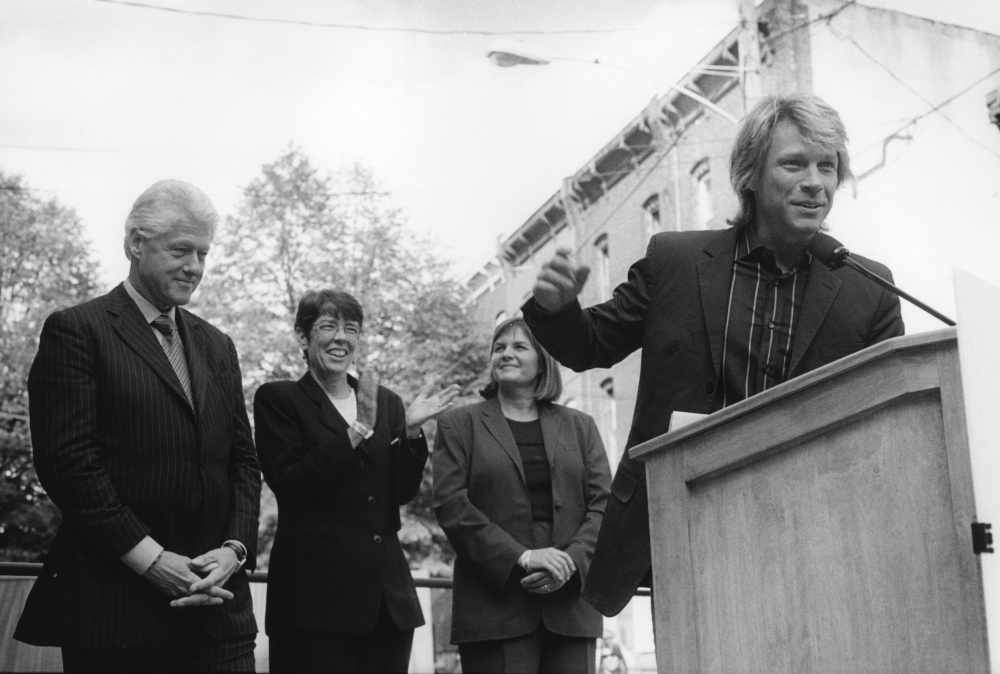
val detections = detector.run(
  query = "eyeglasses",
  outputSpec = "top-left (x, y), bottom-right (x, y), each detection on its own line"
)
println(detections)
top-left (314, 322), bottom-right (360, 337)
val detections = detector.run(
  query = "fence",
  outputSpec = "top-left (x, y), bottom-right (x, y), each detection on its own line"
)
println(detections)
top-left (0, 563), bottom-right (651, 673)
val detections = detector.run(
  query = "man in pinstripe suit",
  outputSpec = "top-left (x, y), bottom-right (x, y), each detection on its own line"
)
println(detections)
top-left (14, 180), bottom-right (262, 672)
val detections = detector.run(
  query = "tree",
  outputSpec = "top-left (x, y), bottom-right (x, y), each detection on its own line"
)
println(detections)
top-left (193, 148), bottom-right (489, 572)
top-left (0, 171), bottom-right (104, 561)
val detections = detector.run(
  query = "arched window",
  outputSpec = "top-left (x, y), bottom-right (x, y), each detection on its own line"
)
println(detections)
top-left (594, 234), bottom-right (611, 301)
top-left (643, 194), bottom-right (661, 239)
top-left (692, 159), bottom-right (714, 229)
top-left (600, 377), bottom-right (618, 464)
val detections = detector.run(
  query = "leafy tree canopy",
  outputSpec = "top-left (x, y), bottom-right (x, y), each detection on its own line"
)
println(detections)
top-left (193, 148), bottom-right (489, 572)
top-left (0, 171), bottom-right (104, 561)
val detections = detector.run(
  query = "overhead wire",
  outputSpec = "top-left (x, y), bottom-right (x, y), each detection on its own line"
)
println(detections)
top-left (856, 64), bottom-right (1000, 157)
top-left (759, 0), bottom-right (857, 46)
top-left (0, 184), bottom-right (398, 198)
top-left (0, 143), bottom-right (288, 158)
top-left (552, 8), bottom-right (1000, 260)
top-left (828, 23), bottom-right (1000, 163)
top-left (93, 0), bottom-right (735, 36)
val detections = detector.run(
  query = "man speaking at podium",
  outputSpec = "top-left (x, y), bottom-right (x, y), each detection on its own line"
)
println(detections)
top-left (521, 93), bottom-right (904, 617)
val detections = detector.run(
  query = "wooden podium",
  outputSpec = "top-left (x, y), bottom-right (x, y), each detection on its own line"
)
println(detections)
top-left (630, 329), bottom-right (990, 673)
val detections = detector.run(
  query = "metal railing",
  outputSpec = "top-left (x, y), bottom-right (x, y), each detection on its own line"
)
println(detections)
top-left (0, 562), bottom-right (651, 595)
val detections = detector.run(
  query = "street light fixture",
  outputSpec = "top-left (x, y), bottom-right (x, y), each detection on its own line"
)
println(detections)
top-left (486, 38), bottom-right (740, 125)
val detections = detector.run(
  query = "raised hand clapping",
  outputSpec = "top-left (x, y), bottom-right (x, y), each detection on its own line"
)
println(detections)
top-left (406, 383), bottom-right (460, 438)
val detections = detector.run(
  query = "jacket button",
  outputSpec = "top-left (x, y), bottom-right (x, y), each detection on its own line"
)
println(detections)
top-left (373, 535), bottom-right (382, 544)
top-left (705, 381), bottom-right (715, 394)
top-left (368, 496), bottom-right (376, 505)
top-left (554, 502), bottom-right (562, 510)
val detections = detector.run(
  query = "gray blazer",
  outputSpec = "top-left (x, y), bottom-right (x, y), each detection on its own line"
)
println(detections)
top-left (433, 396), bottom-right (611, 644)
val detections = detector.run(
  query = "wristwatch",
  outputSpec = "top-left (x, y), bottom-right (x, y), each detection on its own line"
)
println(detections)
top-left (222, 541), bottom-right (247, 569)
top-left (350, 419), bottom-right (375, 440)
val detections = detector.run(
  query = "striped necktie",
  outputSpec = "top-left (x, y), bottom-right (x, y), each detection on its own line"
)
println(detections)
top-left (151, 314), bottom-right (194, 408)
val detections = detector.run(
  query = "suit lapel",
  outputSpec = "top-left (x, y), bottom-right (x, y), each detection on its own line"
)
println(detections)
top-left (176, 309), bottom-right (207, 417)
top-left (480, 396), bottom-right (525, 486)
top-left (106, 284), bottom-right (193, 413)
top-left (788, 255), bottom-right (842, 376)
top-left (537, 404), bottom-right (562, 469)
top-left (697, 227), bottom-right (742, 380)
top-left (298, 372), bottom-right (348, 436)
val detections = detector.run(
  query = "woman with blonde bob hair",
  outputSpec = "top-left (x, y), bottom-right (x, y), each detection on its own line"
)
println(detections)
top-left (433, 317), bottom-right (612, 673)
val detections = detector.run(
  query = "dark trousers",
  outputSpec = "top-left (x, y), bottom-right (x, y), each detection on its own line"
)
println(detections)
top-left (268, 600), bottom-right (414, 673)
top-left (459, 623), bottom-right (596, 674)
top-left (61, 628), bottom-right (256, 673)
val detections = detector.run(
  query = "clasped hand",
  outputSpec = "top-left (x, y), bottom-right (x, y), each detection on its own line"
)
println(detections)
top-left (520, 547), bottom-right (576, 595)
top-left (143, 547), bottom-right (240, 607)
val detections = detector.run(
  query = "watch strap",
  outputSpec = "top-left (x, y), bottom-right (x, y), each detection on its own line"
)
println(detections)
top-left (222, 541), bottom-right (247, 568)
top-left (350, 419), bottom-right (375, 439)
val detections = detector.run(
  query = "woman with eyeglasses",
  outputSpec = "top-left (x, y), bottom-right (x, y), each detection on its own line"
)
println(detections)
top-left (254, 289), bottom-right (458, 673)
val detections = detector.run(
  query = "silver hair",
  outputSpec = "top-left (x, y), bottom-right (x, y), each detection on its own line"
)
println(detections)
top-left (123, 180), bottom-right (219, 260)
top-left (728, 93), bottom-right (852, 229)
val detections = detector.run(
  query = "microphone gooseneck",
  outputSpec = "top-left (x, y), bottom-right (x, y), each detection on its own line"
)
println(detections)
top-left (807, 232), bottom-right (956, 327)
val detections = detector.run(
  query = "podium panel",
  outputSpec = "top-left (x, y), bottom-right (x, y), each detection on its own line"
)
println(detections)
top-left (955, 268), bottom-right (1000, 662)
top-left (632, 331), bottom-right (988, 673)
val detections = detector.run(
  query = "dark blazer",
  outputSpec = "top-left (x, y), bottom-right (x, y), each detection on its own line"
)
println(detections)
top-left (15, 283), bottom-right (261, 647)
top-left (522, 226), bottom-right (905, 616)
top-left (253, 373), bottom-right (427, 635)
top-left (433, 397), bottom-right (612, 644)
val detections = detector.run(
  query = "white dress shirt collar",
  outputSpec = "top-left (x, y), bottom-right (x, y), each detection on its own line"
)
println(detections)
top-left (123, 278), bottom-right (177, 325)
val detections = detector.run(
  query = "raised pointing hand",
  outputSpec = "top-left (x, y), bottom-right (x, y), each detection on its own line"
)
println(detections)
top-left (532, 247), bottom-right (591, 314)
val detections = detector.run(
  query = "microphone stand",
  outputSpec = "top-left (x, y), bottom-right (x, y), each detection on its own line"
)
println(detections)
top-left (837, 256), bottom-right (956, 327)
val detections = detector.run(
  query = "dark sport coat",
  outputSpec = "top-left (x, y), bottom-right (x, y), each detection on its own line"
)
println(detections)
top-left (15, 283), bottom-right (261, 647)
top-left (253, 373), bottom-right (426, 635)
top-left (433, 396), bottom-right (612, 644)
top-left (522, 226), bottom-right (904, 616)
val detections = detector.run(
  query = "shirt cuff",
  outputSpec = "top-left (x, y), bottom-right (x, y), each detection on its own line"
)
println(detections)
top-left (120, 536), bottom-right (164, 575)
top-left (518, 549), bottom-right (532, 570)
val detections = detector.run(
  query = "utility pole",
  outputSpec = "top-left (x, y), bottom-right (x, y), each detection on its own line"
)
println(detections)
top-left (739, 0), bottom-right (764, 108)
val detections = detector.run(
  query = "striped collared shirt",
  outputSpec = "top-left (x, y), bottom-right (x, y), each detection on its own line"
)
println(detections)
top-left (720, 226), bottom-right (811, 407)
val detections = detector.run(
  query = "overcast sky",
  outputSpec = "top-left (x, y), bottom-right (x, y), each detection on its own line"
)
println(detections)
top-left (2, 0), bottom-right (997, 286)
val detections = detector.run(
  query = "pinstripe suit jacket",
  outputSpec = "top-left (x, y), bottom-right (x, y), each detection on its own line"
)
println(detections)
top-left (14, 283), bottom-right (261, 647)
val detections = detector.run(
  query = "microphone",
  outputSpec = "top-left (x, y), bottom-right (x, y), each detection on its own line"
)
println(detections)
top-left (807, 232), bottom-right (851, 270)
top-left (808, 233), bottom-right (955, 327)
